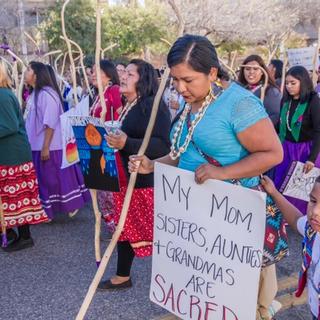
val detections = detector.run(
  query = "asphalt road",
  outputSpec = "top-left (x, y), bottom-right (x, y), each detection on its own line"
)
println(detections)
top-left (0, 204), bottom-right (311, 320)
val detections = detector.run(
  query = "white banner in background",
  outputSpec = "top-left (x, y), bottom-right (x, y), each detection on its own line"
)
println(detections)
top-left (287, 47), bottom-right (318, 71)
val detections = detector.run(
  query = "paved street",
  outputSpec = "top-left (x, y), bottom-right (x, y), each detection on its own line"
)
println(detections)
top-left (0, 204), bottom-right (311, 320)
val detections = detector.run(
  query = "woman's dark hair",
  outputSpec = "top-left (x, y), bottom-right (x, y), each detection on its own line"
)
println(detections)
top-left (167, 34), bottom-right (220, 74)
top-left (99, 59), bottom-right (119, 86)
top-left (46, 64), bottom-right (64, 104)
top-left (129, 58), bottom-right (159, 99)
top-left (217, 66), bottom-right (230, 82)
top-left (75, 71), bottom-right (82, 87)
top-left (270, 59), bottom-right (283, 80)
top-left (29, 61), bottom-right (63, 110)
top-left (283, 65), bottom-right (315, 104)
top-left (238, 54), bottom-right (277, 88)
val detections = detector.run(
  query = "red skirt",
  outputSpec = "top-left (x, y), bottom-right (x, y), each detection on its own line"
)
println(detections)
top-left (0, 161), bottom-right (48, 228)
top-left (113, 186), bottom-right (154, 257)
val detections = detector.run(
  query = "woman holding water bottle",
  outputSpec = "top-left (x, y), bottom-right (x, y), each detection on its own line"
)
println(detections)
top-left (98, 59), bottom-right (171, 290)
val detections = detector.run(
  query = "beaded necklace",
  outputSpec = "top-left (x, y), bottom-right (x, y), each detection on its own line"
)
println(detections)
top-left (118, 98), bottom-right (138, 125)
top-left (286, 100), bottom-right (293, 132)
top-left (170, 90), bottom-right (221, 160)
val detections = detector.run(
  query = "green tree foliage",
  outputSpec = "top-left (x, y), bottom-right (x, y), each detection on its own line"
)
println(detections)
top-left (41, 0), bottom-right (169, 58)
top-left (41, 0), bottom-right (96, 55)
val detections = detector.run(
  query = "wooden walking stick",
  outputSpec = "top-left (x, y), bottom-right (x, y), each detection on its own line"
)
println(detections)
top-left (54, 52), bottom-right (64, 73)
top-left (280, 54), bottom-right (288, 94)
top-left (75, 66), bottom-right (171, 320)
top-left (312, 26), bottom-right (320, 87)
top-left (0, 196), bottom-right (7, 247)
top-left (18, 65), bottom-right (27, 107)
top-left (95, 0), bottom-right (107, 121)
top-left (24, 31), bottom-right (40, 54)
top-left (59, 52), bottom-right (68, 91)
top-left (61, 0), bottom-right (79, 105)
top-left (90, 189), bottom-right (101, 267)
top-left (230, 51), bottom-right (238, 72)
top-left (219, 58), bottom-right (237, 80)
top-left (101, 43), bottom-right (118, 59)
top-left (86, 0), bottom-right (109, 269)
top-left (67, 38), bottom-right (93, 98)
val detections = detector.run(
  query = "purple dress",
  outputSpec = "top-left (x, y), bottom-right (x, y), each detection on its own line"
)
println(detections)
top-left (274, 95), bottom-right (320, 214)
top-left (25, 87), bottom-right (90, 219)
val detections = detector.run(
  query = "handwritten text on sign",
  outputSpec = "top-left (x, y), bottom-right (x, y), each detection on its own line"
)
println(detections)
top-left (150, 163), bottom-right (266, 320)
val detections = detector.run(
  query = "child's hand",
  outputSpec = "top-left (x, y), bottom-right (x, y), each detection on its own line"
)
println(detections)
top-left (260, 175), bottom-right (278, 196)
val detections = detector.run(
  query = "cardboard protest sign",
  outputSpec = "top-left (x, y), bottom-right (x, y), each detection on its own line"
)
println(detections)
top-left (70, 116), bottom-right (120, 192)
top-left (60, 96), bottom-right (89, 169)
top-left (151, 163), bottom-right (266, 320)
top-left (280, 161), bottom-right (320, 202)
top-left (287, 47), bottom-right (318, 71)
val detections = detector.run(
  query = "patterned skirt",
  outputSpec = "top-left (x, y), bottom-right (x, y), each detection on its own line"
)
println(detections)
top-left (0, 161), bottom-right (48, 228)
top-left (32, 150), bottom-right (91, 219)
top-left (113, 187), bottom-right (154, 257)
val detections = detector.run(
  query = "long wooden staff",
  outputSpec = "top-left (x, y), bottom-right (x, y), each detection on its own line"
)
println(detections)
top-left (54, 52), bottom-right (64, 73)
top-left (75, 66), bottom-right (170, 320)
top-left (219, 58), bottom-right (237, 80)
top-left (280, 53), bottom-right (288, 94)
top-left (12, 61), bottom-right (19, 97)
top-left (101, 43), bottom-right (118, 59)
top-left (86, 0), bottom-right (108, 269)
top-left (68, 38), bottom-right (93, 98)
top-left (230, 51), bottom-right (238, 71)
top-left (160, 38), bottom-right (172, 47)
top-left (59, 52), bottom-right (68, 91)
top-left (95, 0), bottom-right (107, 121)
top-left (24, 31), bottom-right (40, 54)
top-left (0, 196), bottom-right (7, 247)
top-left (61, 0), bottom-right (79, 105)
top-left (6, 49), bottom-right (26, 67)
top-left (43, 49), bottom-right (62, 59)
top-left (18, 65), bottom-right (27, 106)
top-left (312, 27), bottom-right (320, 87)
top-left (90, 189), bottom-right (101, 267)
top-left (239, 64), bottom-right (269, 102)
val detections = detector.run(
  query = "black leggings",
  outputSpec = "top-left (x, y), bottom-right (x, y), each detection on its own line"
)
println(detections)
top-left (116, 241), bottom-right (135, 277)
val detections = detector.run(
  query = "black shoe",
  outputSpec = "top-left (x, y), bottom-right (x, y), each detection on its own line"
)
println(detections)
top-left (98, 278), bottom-right (132, 290)
top-left (2, 237), bottom-right (34, 252)
top-left (1, 229), bottom-right (18, 246)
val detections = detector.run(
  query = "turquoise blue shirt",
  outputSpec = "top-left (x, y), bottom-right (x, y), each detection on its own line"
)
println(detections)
top-left (172, 82), bottom-right (268, 188)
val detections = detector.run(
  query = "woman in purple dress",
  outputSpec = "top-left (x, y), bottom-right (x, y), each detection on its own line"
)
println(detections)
top-left (24, 61), bottom-right (91, 220)
top-left (274, 65), bottom-right (320, 214)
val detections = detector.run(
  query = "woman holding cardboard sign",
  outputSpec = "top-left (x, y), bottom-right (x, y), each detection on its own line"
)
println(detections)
top-left (274, 65), bottom-right (320, 214)
top-left (129, 35), bottom-right (286, 320)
